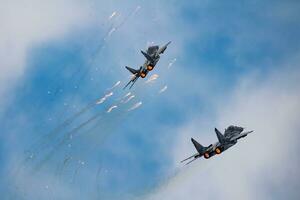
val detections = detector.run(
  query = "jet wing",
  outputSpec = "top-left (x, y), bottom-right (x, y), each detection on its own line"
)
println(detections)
top-left (215, 128), bottom-right (226, 144)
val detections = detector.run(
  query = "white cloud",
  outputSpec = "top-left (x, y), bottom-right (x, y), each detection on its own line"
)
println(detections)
top-left (0, 0), bottom-right (91, 105)
top-left (145, 62), bottom-right (300, 200)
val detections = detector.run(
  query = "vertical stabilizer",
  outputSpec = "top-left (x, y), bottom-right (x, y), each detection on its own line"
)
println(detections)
top-left (191, 138), bottom-right (206, 154)
top-left (141, 51), bottom-right (155, 63)
top-left (125, 66), bottom-right (139, 74)
top-left (215, 128), bottom-right (226, 144)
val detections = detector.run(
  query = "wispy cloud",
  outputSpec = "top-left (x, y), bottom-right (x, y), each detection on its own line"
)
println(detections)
top-left (0, 0), bottom-right (92, 109)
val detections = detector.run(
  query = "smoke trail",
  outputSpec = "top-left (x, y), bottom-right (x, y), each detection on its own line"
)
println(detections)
top-left (128, 102), bottom-right (142, 111)
top-left (99, 6), bottom-right (141, 49)
top-left (107, 105), bottom-right (118, 113)
top-left (26, 78), bottom-right (120, 160)
top-left (123, 95), bottom-right (135, 104)
top-left (95, 165), bottom-right (103, 199)
top-left (120, 92), bottom-right (132, 102)
top-left (32, 110), bottom-right (106, 171)
top-left (168, 58), bottom-right (177, 69)
top-left (116, 6), bottom-right (141, 29)
top-left (96, 92), bottom-right (113, 104)
top-left (28, 82), bottom-right (129, 169)
top-left (138, 160), bottom-right (213, 200)
top-left (145, 74), bottom-right (159, 84)
top-left (26, 101), bottom-right (96, 157)
top-left (26, 89), bottom-right (114, 158)
top-left (108, 11), bottom-right (117, 20)
top-left (71, 160), bottom-right (86, 184)
top-left (123, 92), bottom-right (131, 98)
top-left (107, 81), bottom-right (121, 91)
top-left (62, 7), bottom-right (142, 122)
top-left (159, 85), bottom-right (168, 94)
top-left (46, 10), bottom-right (122, 123)
top-left (106, 27), bottom-right (116, 38)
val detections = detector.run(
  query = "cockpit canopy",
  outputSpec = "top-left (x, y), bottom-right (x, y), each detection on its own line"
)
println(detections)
top-left (147, 46), bottom-right (159, 55)
top-left (227, 125), bottom-right (243, 132)
top-left (224, 126), bottom-right (244, 137)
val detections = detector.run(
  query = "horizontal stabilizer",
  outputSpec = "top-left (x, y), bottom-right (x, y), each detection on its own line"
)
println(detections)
top-left (125, 66), bottom-right (139, 74)
top-left (191, 138), bottom-right (206, 154)
top-left (215, 128), bottom-right (226, 144)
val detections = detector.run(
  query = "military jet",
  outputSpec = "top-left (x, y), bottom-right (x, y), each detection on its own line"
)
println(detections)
top-left (181, 125), bottom-right (253, 165)
top-left (123, 41), bottom-right (171, 89)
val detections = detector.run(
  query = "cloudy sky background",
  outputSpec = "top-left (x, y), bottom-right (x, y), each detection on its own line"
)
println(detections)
top-left (1, 0), bottom-right (300, 199)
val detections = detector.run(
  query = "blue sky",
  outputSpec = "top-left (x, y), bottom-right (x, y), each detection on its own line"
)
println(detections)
top-left (1, 1), bottom-right (300, 199)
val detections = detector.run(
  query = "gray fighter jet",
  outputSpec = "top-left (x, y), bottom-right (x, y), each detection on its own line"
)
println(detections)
top-left (124, 41), bottom-right (171, 89)
top-left (181, 125), bottom-right (253, 165)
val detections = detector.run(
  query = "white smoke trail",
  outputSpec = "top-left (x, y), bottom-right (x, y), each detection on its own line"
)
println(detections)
top-left (107, 105), bottom-right (117, 113)
top-left (107, 27), bottom-right (116, 37)
top-left (128, 102), bottom-right (142, 111)
top-left (133, 5), bottom-right (141, 15)
top-left (123, 95), bottom-right (135, 104)
top-left (120, 92), bottom-right (132, 103)
top-left (119, 92), bottom-right (134, 103)
top-left (107, 81), bottom-right (121, 91)
top-left (96, 92), bottom-right (113, 105)
top-left (123, 92), bottom-right (131, 98)
top-left (168, 58), bottom-right (177, 69)
top-left (146, 74), bottom-right (159, 84)
top-left (159, 85), bottom-right (168, 94)
top-left (108, 11), bottom-right (117, 20)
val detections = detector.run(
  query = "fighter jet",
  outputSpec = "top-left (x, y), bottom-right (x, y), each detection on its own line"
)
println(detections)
top-left (181, 125), bottom-right (253, 165)
top-left (123, 41), bottom-right (171, 89)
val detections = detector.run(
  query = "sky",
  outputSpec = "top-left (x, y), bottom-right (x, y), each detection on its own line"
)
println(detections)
top-left (1, 0), bottom-right (300, 199)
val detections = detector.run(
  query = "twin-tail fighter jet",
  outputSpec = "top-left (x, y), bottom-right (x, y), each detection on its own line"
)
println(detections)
top-left (181, 125), bottom-right (253, 165)
top-left (123, 41), bottom-right (171, 89)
